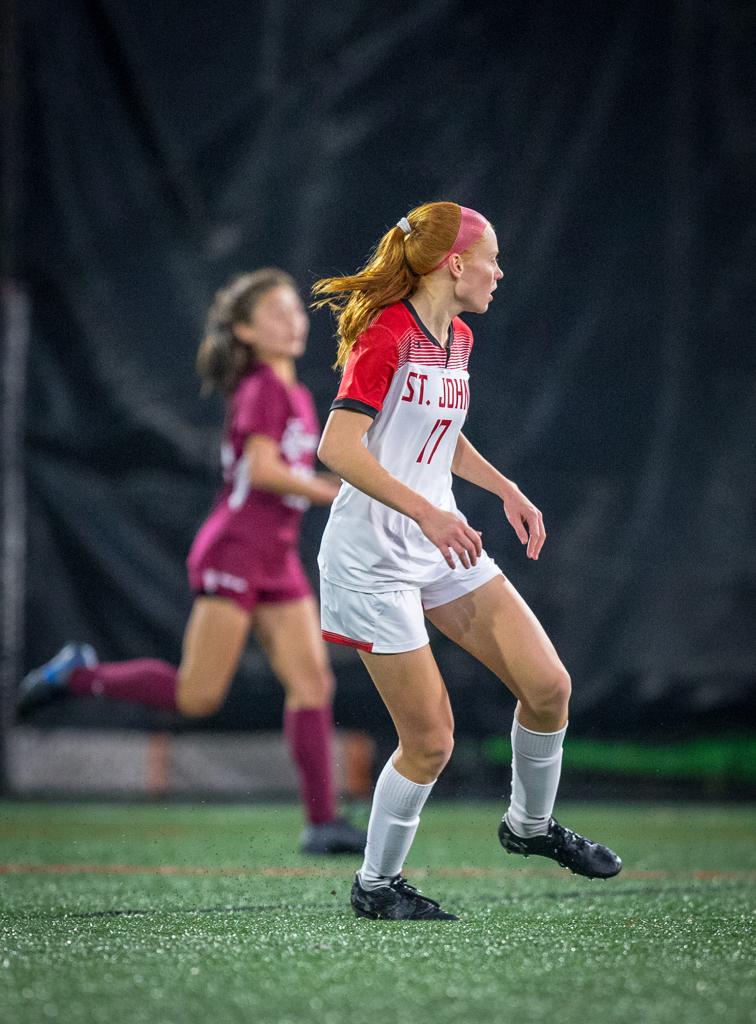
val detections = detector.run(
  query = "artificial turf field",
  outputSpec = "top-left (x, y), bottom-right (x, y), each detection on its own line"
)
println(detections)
top-left (1, 801), bottom-right (754, 1024)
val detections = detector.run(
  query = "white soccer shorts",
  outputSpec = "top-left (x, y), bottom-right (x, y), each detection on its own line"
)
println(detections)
top-left (320, 549), bottom-right (503, 654)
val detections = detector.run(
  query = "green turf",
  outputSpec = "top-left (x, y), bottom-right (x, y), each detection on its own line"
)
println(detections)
top-left (1, 801), bottom-right (754, 1024)
top-left (483, 734), bottom-right (756, 783)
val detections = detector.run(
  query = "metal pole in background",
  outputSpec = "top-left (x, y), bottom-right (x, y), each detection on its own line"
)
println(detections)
top-left (1, 0), bottom-right (28, 794)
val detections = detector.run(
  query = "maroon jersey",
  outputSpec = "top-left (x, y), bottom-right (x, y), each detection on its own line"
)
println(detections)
top-left (187, 363), bottom-right (320, 602)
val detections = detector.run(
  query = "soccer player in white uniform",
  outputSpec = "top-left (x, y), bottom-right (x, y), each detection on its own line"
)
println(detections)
top-left (313, 201), bottom-right (621, 920)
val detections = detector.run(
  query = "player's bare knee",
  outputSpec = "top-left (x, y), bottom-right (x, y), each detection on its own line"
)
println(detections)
top-left (425, 745), bottom-right (454, 778)
top-left (176, 687), bottom-right (225, 718)
top-left (411, 732), bottom-right (454, 777)
top-left (284, 665), bottom-right (334, 706)
top-left (526, 667), bottom-right (571, 720)
top-left (316, 665), bottom-right (336, 703)
top-left (553, 666), bottom-right (572, 710)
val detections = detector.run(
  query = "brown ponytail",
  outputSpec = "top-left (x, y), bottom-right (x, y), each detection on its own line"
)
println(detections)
top-left (197, 268), bottom-right (297, 394)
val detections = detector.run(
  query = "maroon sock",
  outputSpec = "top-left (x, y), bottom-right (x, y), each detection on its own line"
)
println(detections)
top-left (68, 660), bottom-right (178, 711)
top-left (283, 705), bottom-right (337, 826)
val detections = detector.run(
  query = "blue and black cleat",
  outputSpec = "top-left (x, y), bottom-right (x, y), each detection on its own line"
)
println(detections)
top-left (16, 642), bottom-right (98, 719)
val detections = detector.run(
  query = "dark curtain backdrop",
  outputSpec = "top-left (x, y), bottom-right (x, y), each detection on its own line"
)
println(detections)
top-left (18, 0), bottom-right (756, 740)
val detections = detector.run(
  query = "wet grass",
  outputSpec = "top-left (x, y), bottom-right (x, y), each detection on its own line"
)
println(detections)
top-left (1, 801), bottom-right (754, 1024)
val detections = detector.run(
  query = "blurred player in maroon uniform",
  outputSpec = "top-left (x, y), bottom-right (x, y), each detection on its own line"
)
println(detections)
top-left (313, 202), bottom-right (621, 917)
top-left (19, 268), bottom-right (365, 856)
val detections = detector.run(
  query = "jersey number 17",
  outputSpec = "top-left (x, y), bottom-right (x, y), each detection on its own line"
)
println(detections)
top-left (416, 418), bottom-right (452, 464)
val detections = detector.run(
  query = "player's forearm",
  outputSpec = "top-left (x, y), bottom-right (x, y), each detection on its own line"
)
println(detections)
top-left (452, 433), bottom-right (519, 499)
top-left (319, 441), bottom-right (433, 523)
top-left (249, 462), bottom-right (329, 503)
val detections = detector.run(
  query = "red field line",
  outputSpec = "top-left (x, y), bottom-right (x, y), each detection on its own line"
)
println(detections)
top-left (1, 863), bottom-right (755, 881)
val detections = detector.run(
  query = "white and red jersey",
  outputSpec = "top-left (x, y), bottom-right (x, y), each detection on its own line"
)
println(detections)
top-left (318, 299), bottom-right (474, 592)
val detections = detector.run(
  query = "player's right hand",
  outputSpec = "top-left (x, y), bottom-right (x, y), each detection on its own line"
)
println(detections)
top-left (311, 473), bottom-right (342, 505)
top-left (416, 507), bottom-right (482, 570)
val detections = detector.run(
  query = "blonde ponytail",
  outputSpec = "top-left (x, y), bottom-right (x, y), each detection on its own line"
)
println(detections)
top-left (312, 201), bottom-right (462, 369)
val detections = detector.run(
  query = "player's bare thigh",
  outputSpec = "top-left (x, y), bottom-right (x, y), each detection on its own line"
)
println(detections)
top-left (358, 645), bottom-right (454, 784)
top-left (254, 595), bottom-right (334, 709)
top-left (424, 575), bottom-right (570, 732)
top-left (177, 596), bottom-right (252, 716)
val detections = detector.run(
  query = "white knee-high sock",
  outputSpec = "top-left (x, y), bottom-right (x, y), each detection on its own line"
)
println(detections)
top-left (358, 755), bottom-right (435, 889)
top-left (505, 714), bottom-right (567, 837)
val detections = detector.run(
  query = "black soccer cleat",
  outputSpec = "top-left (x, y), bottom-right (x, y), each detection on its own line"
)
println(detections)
top-left (300, 817), bottom-right (367, 855)
top-left (16, 642), bottom-right (98, 719)
top-left (351, 873), bottom-right (459, 920)
top-left (498, 815), bottom-right (622, 879)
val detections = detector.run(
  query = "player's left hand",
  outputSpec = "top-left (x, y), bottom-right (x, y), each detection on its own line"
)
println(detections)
top-left (501, 485), bottom-right (546, 560)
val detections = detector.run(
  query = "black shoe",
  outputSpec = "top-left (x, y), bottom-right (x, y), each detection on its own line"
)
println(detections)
top-left (351, 873), bottom-right (459, 920)
top-left (300, 817), bottom-right (367, 855)
top-left (16, 642), bottom-right (98, 719)
top-left (498, 816), bottom-right (622, 879)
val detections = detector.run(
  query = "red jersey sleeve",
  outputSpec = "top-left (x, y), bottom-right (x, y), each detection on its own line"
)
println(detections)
top-left (233, 367), bottom-right (290, 442)
top-left (452, 316), bottom-right (474, 360)
top-left (331, 322), bottom-right (399, 419)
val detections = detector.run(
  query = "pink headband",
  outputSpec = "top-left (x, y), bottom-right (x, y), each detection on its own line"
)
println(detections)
top-left (432, 206), bottom-right (488, 271)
